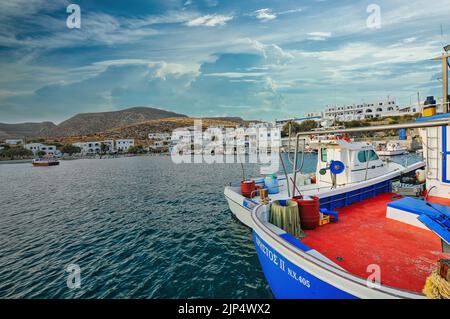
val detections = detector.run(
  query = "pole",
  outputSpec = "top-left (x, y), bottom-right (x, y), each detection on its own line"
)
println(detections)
top-left (292, 138), bottom-right (299, 197)
top-left (443, 54), bottom-right (449, 113)
top-left (417, 92), bottom-right (420, 112)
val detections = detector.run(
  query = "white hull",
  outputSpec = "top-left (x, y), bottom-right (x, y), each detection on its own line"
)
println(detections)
top-left (224, 194), bottom-right (254, 228)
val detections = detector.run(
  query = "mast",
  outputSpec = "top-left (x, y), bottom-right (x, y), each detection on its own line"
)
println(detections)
top-left (433, 49), bottom-right (449, 113)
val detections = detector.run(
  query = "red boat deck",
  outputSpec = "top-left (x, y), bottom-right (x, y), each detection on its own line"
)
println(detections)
top-left (301, 193), bottom-right (449, 293)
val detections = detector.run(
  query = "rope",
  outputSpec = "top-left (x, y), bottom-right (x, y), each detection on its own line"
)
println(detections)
top-left (423, 270), bottom-right (450, 299)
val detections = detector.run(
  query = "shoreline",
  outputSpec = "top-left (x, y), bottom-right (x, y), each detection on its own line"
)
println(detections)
top-left (0, 159), bottom-right (32, 165)
top-left (0, 153), bottom-right (170, 165)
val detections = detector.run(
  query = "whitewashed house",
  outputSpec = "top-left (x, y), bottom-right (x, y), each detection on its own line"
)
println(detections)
top-left (324, 98), bottom-right (400, 122)
top-left (116, 139), bottom-right (135, 152)
top-left (73, 141), bottom-right (101, 155)
top-left (148, 133), bottom-right (171, 141)
top-left (148, 133), bottom-right (171, 152)
top-left (25, 143), bottom-right (58, 156)
top-left (5, 139), bottom-right (24, 145)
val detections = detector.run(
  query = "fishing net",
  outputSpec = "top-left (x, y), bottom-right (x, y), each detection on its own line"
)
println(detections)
top-left (270, 200), bottom-right (305, 239)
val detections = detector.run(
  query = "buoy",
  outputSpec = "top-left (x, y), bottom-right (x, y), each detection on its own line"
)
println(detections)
top-left (330, 160), bottom-right (345, 175)
top-left (415, 169), bottom-right (426, 183)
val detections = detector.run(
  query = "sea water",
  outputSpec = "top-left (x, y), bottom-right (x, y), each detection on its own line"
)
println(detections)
top-left (0, 153), bottom-right (421, 298)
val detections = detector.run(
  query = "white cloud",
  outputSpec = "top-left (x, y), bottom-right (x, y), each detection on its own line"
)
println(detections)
top-left (204, 72), bottom-right (266, 78)
top-left (136, 11), bottom-right (199, 26)
top-left (254, 8), bottom-right (277, 21)
top-left (78, 59), bottom-right (200, 80)
top-left (237, 38), bottom-right (294, 65)
top-left (186, 14), bottom-right (233, 27)
top-left (307, 31), bottom-right (332, 41)
top-left (252, 7), bottom-right (302, 22)
top-left (278, 8), bottom-right (303, 15)
top-left (296, 43), bottom-right (373, 62)
top-left (403, 37), bottom-right (417, 44)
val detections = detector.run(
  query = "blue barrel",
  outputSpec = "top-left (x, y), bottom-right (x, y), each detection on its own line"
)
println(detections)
top-left (399, 129), bottom-right (406, 140)
top-left (264, 175), bottom-right (280, 194)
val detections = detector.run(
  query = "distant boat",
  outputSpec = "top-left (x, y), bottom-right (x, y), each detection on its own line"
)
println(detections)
top-left (32, 157), bottom-right (60, 167)
top-left (376, 142), bottom-right (408, 156)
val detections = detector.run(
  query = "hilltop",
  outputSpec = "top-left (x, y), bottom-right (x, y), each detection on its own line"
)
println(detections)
top-left (53, 106), bottom-right (187, 136)
top-left (0, 122), bottom-right (57, 140)
top-left (0, 106), bottom-right (187, 139)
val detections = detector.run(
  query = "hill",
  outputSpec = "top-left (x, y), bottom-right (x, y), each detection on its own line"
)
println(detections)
top-left (53, 106), bottom-right (187, 136)
top-left (50, 117), bottom-right (248, 145)
top-left (0, 122), bottom-right (57, 140)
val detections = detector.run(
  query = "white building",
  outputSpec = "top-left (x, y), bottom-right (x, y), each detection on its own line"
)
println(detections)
top-left (324, 98), bottom-right (400, 122)
top-left (5, 139), bottom-right (24, 145)
top-left (73, 139), bottom-right (135, 155)
top-left (25, 143), bottom-right (58, 156)
top-left (116, 139), bottom-right (135, 152)
top-left (73, 141), bottom-right (102, 155)
top-left (148, 133), bottom-right (171, 141)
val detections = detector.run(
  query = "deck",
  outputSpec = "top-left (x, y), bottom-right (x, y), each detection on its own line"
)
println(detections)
top-left (301, 193), bottom-right (449, 293)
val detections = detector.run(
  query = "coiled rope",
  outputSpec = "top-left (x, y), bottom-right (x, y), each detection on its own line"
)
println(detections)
top-left (423, 271), bottom-right (450, 299)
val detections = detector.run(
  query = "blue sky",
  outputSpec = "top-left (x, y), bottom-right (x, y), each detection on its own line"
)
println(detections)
top-left (0, 0), bottom-right (449, 123)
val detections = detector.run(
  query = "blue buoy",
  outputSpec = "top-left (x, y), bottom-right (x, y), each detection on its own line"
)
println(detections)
top-left (329, 160), bottom-right (345, 175)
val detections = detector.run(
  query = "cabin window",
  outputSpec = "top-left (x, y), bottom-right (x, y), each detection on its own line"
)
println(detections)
top-left (357, 150), bottom-right (379, 162)
top-left (321, 149), bottom-right (327, 162)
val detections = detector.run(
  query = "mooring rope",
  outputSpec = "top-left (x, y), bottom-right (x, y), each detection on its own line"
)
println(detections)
top-left (423, 271), bottom-right (450, 299)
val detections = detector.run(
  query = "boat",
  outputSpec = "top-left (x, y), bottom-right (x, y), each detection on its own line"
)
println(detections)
top-left (225, 50), bottom-right (450, 299)
top-left (376, 142), bottom-right (408, 156)
top-left (224, 138), bottom-right (424, 228)
top-left (32, 156), bottom-right (60, 167)
top-left (247, 114), bottom-right (450, 299)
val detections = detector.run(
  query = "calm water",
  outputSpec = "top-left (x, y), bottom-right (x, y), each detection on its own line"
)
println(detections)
top-left (0, 153), bottom-right (422, 298)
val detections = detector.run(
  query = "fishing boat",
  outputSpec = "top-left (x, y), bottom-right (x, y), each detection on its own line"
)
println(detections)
top-left (32, 156), bottom-right (60, 167)
top-left (377, 142), bottom-right (408, 156)
top-left (249, 115), bottom-right (450, 299)
top-left (227, 50), bottom-right (450, 299)
top-left (224, 138), bottom-right (424, 228)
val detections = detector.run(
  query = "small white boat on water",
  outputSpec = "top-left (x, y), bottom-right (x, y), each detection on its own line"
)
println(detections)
top-left (32, 156), bottom-right (60, 167)
top-left (224, 138), bottom-right (423, 228)
top-left (376, 142), bottom-right (408, 156)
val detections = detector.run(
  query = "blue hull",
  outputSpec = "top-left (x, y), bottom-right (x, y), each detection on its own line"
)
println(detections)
top-left (253, 232), bottom-right (357, 299)
top-left (251, 165), bottom-right (424, 299)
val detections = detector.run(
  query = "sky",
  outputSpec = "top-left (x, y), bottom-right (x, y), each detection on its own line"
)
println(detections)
top-left (0, 0), bottom-right (449, 124)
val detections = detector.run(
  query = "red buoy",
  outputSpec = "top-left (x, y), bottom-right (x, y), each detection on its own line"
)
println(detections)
top-left (292, 196), bottom-right (320, 230)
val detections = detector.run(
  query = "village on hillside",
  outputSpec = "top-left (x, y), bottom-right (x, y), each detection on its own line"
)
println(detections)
top-left (0, 95), bottom-right (431, 161)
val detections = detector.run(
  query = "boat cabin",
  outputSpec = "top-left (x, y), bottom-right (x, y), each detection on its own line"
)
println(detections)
top-left (316, 140), bottom-right (388, 186)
